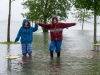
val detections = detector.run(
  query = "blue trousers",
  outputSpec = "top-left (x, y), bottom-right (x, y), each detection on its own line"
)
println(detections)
top-left (21, 44), bottom-right (32, 56)
top-left (49, 40), bottom-right (62, 53)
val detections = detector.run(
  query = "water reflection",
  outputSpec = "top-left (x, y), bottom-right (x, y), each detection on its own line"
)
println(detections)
top-left (43, 32), bottom-right (49, 44)
top-left (7, 44), bottom-right (11, 69)
top-left (49, 58), bottom-right (61, 75)
top-left (7, 45), bottom-right (12, 75)
top-left (21, 57), bottom-right (34, 75)
top-left (7, 59), bottom-right (12, 70)
top-left (7, 44), bottom-right (11, 56)
top-left (33, 32), bottom-right (50, 54)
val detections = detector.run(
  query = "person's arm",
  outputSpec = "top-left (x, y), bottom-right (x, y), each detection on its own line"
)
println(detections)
top-left (14, 27), bottom-right (22, 42)
top-left (32, 23), bottom-right (38, 32)
top-left (36, 22), bottom-right (51, 29)
top-left (61, 23), bottom-right (76, 28)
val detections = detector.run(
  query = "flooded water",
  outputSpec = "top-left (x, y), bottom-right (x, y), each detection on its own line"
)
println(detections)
top-left (0, 22), bottom-right (100, 75)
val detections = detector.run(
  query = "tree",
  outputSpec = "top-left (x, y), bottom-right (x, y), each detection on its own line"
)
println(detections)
top-left (71, 0), bottom-right (100, 44)
top-left (22, 0), bottom-right (71, 32)
top-left (7, 0), bottom-right (11, 42)
top-left (7, 0), bottom-right (15, 42)
top-left (71, 8), bottom-right (92, 30)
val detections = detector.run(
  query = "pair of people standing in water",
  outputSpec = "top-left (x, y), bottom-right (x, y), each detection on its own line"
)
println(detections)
top-left (15, 16), bottom-right (76, 58)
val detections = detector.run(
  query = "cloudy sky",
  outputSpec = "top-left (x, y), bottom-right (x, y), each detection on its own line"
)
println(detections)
top-left (0, 0), bottom-right (80, 22)
top-left (0, 0), bottom-right (28, 21)
top-left (0, 0), bottom-right (76, 22)
top-left (0, 0), bottom-right (97, 23)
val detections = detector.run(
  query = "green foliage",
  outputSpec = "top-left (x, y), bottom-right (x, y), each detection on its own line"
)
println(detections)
top-left (22, 0), bottom-right (71, 23)
top-left (0, 41), bottom-right (20, 44)
top-left (70, 0), bottom-right (100, 44)
top-left (71, 0), bottom-right (100, 15)
top-left (72, 9), bottom-right (92, 23)
top-left (96, 40), bottom-right (100, 44)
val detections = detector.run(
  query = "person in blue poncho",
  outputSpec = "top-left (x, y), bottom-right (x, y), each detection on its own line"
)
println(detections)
top-left (15, 19), bottom-right (38, 57)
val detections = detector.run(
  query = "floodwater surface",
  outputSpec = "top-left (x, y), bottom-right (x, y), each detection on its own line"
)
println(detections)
top-left (0, 22), bottom-right (100, 75)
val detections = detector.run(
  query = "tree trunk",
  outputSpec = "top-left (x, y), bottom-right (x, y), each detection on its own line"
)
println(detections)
top-left (42, 28), bottom-right (48, 32)
top-left (42, 18), bottom-right (48, 32)
top-left (82, 9), bottom-right (85, 30)
top-left (7, 0), bottom-right (11, 42)
top-left (94, 10), bottom-right (97, 44)
top-left (82, 17), bottom-right (84, 30)
top-left (42, 0), bottom-right (48, 32)
top-left (94, 0), bottom-right (97, 44)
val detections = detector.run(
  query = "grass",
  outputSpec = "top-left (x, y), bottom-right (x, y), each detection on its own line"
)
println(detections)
top-left (0, 41), bottom-right (20, 44)
top-left (96, 40), bottom-right (100, 44)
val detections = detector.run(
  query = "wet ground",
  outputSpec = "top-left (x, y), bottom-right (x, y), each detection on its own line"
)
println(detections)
top-left (0, 22), bottom-right (100, 75)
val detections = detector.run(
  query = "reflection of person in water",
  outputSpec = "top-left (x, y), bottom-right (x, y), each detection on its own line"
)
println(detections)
top-left (36, 16), bottom-right (76, 58)
top-left (49, 58), bottom-right (61, 75)
top-left (20, 57), bottom-right (33, 75)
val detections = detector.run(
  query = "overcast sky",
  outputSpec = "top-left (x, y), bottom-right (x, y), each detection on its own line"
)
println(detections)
top-left (0, 0), bottom-right (28, 21)
top-left (0, 0), bottom-right (76, 22)
top-left (0, 0), bottom-right (97, 23)
top-left (0, 0), bottom-right (78, 22)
